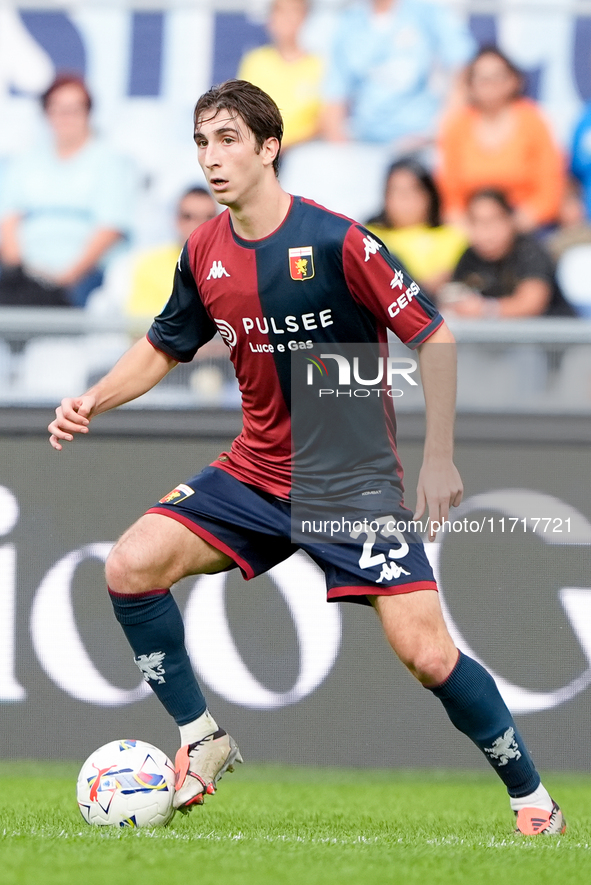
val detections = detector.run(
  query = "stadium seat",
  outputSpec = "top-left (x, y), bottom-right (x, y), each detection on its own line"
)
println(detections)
top-left (0, 337), bottom-right (11, 387)
top-left (17, 337), bottom-right (89, 400)
top-left (548, 344), bottom-right (591, 409)
top-left (279, 141), bottom-right (390, 223)
top-left (17, 334), bottom-right (129, 401)
top-left (456, 344), bottom-right (548, 410)
top-left (556, 244), bottom-right (591, 317)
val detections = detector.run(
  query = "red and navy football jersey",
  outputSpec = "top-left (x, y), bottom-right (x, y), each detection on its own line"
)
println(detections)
top-left (147, 196), bottom-right (443, 500)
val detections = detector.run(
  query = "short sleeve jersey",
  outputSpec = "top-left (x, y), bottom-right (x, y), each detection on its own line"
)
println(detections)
top-left (148, 196), bottom-right (443, 499)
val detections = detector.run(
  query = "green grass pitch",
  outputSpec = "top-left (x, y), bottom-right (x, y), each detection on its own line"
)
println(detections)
top-left (2, 762), bottom-right (591, 885)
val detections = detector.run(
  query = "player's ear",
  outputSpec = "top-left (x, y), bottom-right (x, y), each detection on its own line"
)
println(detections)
top-left (261, 137), bottom-right (280, 168)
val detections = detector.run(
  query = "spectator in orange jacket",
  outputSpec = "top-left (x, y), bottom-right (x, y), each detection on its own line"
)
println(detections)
top-left (438, 46), bottom-right (564, 233)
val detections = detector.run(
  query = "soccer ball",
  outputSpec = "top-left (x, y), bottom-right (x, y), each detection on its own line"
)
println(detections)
top-left (76, 739), bottom-right (176, 828)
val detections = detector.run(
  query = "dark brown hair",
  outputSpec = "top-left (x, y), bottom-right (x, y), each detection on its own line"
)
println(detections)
top-left (368, 157), bottom-right (442, 229)
top-left (193, 79), bottom-right (283, 175)
top-left (41, 74), bottom-right (93, 113)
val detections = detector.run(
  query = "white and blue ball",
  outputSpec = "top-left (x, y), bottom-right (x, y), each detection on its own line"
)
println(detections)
top-left (76, 739), bottom-right (175, 828)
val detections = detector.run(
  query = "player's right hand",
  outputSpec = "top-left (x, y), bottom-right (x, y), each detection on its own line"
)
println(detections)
top-left (48, 395), bottom-right (96, 450)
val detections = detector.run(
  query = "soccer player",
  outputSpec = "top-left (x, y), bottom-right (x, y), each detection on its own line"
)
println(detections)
top-left (48, 80), bottom-right (564, 835)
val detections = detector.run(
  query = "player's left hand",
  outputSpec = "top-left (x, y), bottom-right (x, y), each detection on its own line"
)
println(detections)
top-left (413, 458), bottom-right (463, 541)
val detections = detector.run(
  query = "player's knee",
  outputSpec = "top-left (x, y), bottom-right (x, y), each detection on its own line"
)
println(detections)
top-left (105, 542), bottom-right (145, 594)
top-left (402, 642), bottom-right (457, 686)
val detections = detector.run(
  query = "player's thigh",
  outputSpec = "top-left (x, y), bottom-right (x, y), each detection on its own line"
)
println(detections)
top-left (106, 512), bottom-right (233, 590)
top-left (371, 590), bottom-right (458, 684)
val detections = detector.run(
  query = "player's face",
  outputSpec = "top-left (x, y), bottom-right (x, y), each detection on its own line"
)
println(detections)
top-left (194, 110), bottom-right (277, 209)
top-left (385, 168), bottom-right (431, 228)
top-left (467, 197), bottom-right (515, 261)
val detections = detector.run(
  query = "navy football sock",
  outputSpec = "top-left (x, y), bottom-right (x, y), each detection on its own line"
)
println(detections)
top-left (428, 651), bottom-right (540, 797)
top-left (109, 587), bottom-right (207, 726)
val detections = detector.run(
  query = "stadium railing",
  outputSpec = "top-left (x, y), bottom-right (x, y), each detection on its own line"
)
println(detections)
top-left (1, 307), bottom-right (591, 416)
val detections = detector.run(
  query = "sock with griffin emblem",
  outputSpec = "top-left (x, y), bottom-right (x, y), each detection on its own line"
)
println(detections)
top-left (109, 587), bottom-right (207, 725)
top-left (428, 651), bottom-right (541, 799)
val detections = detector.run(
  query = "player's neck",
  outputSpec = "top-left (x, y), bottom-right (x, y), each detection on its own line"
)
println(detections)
top-left (229, 184), bottom-right (292, 240)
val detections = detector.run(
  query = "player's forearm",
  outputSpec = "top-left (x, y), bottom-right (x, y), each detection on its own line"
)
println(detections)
top-left (418, 323), bottom-right (457, 462)
top-left (86, 336), bottom-right (177, 415)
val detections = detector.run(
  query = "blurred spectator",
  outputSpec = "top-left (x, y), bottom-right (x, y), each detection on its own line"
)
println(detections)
top-left (546, 177), bottom-right (591, 262)
top-left (321, 0), bottom-right (474, 149)
top-left (238, 0), bottom-right (323, 149)
top-left (438, 47), bottom-right (564, 233)
top-left (125, 187), bottom-right (217, 319)
top-left (366, 157), bottom-right (467, 297)
top-left (87, 186), bottom-right (218, 323)
top-left (0, 74), bottom-right (135, 307)
top-left (441, 189), bottom-right (574, 318)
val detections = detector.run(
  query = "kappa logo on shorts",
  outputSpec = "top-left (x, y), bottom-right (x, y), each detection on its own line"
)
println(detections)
top-left (376, 561), bottom-right (411, 583)
top-left (159, 483), bottom-right (195, 505)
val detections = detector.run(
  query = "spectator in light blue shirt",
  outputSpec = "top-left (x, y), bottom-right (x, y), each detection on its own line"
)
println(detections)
top-left (0, 74), bottom-right (136, 307)
top-left (321, 0), bottom-right (475, 149)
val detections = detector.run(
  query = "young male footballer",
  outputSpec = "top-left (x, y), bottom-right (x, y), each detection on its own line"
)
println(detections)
top-left (48, 80), bottom-right (564, 835)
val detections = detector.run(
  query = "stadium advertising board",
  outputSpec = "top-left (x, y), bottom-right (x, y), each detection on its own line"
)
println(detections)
top-left (2, 432), bottom-right (591, 771)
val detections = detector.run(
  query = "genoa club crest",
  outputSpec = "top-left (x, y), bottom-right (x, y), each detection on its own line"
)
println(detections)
top-left (289, 246), bottom-right (315, 281)
top-left (158, 483), bottom-right (195, 505)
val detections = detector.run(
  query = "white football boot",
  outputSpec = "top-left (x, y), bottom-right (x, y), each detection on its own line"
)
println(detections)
top-left (173, 728), bottom-right (242, 811)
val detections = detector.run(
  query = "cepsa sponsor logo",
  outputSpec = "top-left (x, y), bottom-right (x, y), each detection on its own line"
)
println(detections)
top-left (388, 281), bottom-right (420, 318)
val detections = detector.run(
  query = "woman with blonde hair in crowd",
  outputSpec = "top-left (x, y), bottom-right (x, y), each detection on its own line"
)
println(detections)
top-left (438, 46), bottom-right (564, 233)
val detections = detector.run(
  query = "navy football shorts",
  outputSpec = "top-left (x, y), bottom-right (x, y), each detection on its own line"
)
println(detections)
top-left (146, 465), bottom-right (437, 606)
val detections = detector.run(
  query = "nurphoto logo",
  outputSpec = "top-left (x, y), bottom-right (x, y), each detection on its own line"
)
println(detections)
top-left (305, 351), bottom-right (418, 398)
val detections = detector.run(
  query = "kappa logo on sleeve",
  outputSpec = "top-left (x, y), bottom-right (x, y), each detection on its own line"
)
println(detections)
top-left (289, 246), bottom-right (315, 280)
top-left (363, 235), bottom-right (382, 262)
top-left (158, 483), bottom-right (195, 505)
